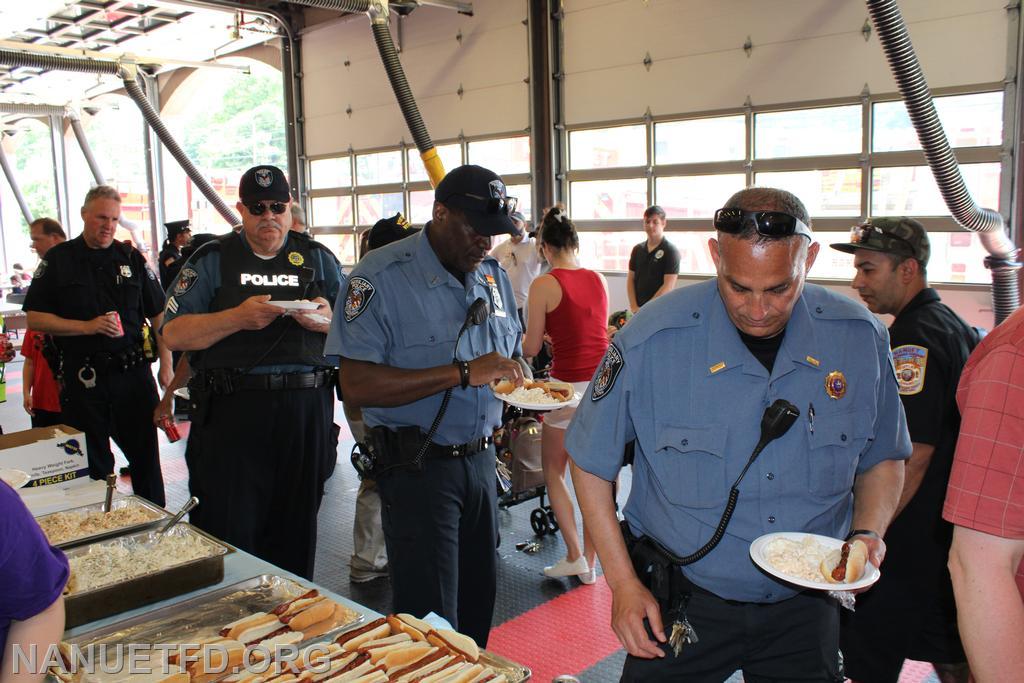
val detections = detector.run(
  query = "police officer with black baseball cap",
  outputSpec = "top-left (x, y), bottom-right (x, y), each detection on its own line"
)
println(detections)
top-left (327, 164), bottom-right (525, 646)
top-left (159, 220), bottom-right (192, 291)
top-left (831, 218), bottom-right (978, 683)
top-left (161, 164), bottom-right (345, 579)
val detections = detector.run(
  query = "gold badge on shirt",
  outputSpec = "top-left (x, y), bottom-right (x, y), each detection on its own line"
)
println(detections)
top-left (288, 252), bottom-right (304, 267)
top-left (825, 370), bottom-right (847, 400)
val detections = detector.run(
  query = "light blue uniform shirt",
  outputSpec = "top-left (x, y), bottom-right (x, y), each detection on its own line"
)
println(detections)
top-left (162, 231), bottom-right (345, 374)
top-left (325, 226), bottom-right (522, 446)
top-left (566, 279), bottom-right (911, 603)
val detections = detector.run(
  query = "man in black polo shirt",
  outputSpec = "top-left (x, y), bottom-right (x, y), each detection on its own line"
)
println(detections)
top-left (627, 205), bottom-right (680, 312)
top-left (831, 217), bottom-right (977, 683)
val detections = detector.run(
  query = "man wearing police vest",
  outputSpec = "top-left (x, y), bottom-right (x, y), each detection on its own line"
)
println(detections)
top-left (162, 165), bottom-right (344, 579)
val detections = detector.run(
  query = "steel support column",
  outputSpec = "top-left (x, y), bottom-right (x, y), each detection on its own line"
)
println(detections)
top-left (48, 114), bottom-right (71, 232)
top-left (142, 72), bottom-right (165, 252)
top-left (528, 0), bottom-right (555, 216)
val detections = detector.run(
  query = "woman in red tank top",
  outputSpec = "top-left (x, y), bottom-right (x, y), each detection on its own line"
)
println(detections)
top-left (523, 207), bottom-right (609, 584)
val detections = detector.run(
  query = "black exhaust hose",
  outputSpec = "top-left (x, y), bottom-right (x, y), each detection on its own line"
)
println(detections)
top-left (370, 20), bottom-right (434, 155)
top-left (0, 48), bottom-right (119, 75)
top-left (0, 103), bottom-right (67, 117)
top-left (121, 73), bottom-right (241, 227)
top-left (866, 0), bottom-right (1020, 321)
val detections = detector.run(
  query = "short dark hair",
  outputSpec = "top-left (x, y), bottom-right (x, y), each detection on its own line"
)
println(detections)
top-left (30, 217), bottom-right (66, 239)
top-left (721, 187), bottom-right (810, 244)
top-left (644, 205), bottom-right (666, 220)
top-left (540, 206), bottom-right (579, 251)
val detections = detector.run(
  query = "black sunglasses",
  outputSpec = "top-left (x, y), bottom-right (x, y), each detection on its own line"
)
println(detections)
top-left (442, 192), bottom-right (518, 217)
top-left (713, 208), bottom-right (813, 240)
top-left (246, 201), bottom-right (288, 216)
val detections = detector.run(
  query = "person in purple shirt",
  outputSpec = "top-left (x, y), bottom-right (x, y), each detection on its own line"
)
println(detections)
top-left (1, 481), bottom-right (68, 683)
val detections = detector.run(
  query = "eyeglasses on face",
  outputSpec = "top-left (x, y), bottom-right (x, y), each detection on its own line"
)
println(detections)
top-left (246, 201), bottom-right (288, 216)
top-left (713, 208), bottom-right (813, 240)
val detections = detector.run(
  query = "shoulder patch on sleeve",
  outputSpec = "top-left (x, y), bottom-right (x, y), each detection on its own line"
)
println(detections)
top-left (892, 344), bottom-right (928, 395)
top-left (591, 344), bottom-right (624, 401)
top-left (344, 276), bottom-right (375, 322)
top-left (33, 259), bottom-right (47, 278)
top-left (145, 264), bottom-right (158, 281)
top-left (165, 296), bottom-right (179, 314)
top-left (174, 267), bottom-right (199, 296)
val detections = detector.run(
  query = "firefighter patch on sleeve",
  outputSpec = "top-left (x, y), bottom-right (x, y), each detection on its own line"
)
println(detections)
top-left (892, 344), bottom-right (928, 395)
top-left (344, 277), bottom-right (375, 322)
top-left (174, 267), bottom-right (199, 296)
top-left (591, 344), bottom-right (624, 401)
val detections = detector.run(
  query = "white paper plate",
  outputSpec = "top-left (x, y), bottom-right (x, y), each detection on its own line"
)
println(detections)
top-left (267, 300), bottom-right (320, 311)
top-left (302, 313), bottom-right (331, 324)
top-left (0, 468), bottom-right (30, 489)
top-left (750, 532), bottom-right (881, 591)
top-left (493, 387), bottom-right (581, 412)
top-left (173, 387), bottom-right (190, 400)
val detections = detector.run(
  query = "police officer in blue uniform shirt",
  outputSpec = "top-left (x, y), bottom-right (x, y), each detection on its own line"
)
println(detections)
top-left (567, 187), bottom-right (912, 681)
top-left (162, 165), bottom-right (344, 579)
top-left (328, 164), bottom-right (525, 647)
top-left (24, 185), bottom-right (172, 506)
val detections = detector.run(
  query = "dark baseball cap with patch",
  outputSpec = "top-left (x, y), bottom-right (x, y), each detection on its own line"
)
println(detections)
top-left (239, 165), bottom-right (291, 203)
top-left (830, 217), bottom-right (930, 265)
top-left (164, 219), bottom-right (191, 240)
top-left (435, 164), bottom-right (518, 237)
top-left (368, 213), bottom-right (416, 251)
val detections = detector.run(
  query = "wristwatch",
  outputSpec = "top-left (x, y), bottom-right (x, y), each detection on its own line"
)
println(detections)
top-left (456, 360), bottom-right (471, 389)
top-left (845, 529), bottom-right (881, 542)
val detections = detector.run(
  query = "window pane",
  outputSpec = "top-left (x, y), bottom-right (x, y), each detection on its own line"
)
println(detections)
top-left (409, 190), bottom-right (433, 224)
top-left (310, 157), bottom-right (351, 189)
top-left (467, 136), bottom-right (531, 175)
top-left (312, 233), bottom-right (358, 266)
top-left (506, 184), bottom-right (533, 223)
top-left (570, 178), bottom-right (647, 219)
top-left (754, 169), bottom-right (862, 217)
top-left (755, 105), bottom-right (861, 159)
top-left (310, 196), bottom-right (354, 226)
top-left (872, 92), bottom-right (1003, 152)
top-left (655, 116), bottom-right (745, 164)
top-left (357, 192), bottom-right (405, 225)
top-left (871, 163), bottom-right (1000, 216)
top-left (577, 231), bottom-right (716, 275)
top-left (812, 230), bottom-right (993, 285)
top-left (569, 125), bottom-right (646, 170)
top-left (408, 144), bottom-right (462, 183)
top-left (356, 150), bottom-right (403, 185)
top-left (655, 174), bottom-right (746, 218)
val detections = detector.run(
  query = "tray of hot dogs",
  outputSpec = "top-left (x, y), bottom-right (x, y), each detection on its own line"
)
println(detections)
top-left (35, 494), bottom-right (172, 549)
top-left (62, 523), bottom-right (233, 628)
top-left (53, 575), bottom-right (364, 683)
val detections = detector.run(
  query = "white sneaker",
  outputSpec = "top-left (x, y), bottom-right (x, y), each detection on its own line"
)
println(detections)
top-left (578, 568), bottom-right (597, 585)
top-left (543, 556), bottom-right (589, 578)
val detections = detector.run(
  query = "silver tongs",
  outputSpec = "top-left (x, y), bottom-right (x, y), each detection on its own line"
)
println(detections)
top-left (102, 474), bottom-right (116, 513)
top-left (158, 496), bottom-right (199, 538)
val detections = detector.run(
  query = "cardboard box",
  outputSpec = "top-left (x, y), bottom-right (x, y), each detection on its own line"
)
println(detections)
top-left (0, 424), bottom-right (98, 515)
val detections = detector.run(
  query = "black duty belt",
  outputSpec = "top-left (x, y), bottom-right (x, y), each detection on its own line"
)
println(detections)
top-left (423, 436), bottom-right (492, 459)
top-left (195, 368), bottom-right (335, 394)
top-left (64, 346), bottom-right (147, 374)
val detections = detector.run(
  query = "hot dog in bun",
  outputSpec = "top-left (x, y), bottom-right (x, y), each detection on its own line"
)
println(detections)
top-left (820, 539), bottom-right (869, 584)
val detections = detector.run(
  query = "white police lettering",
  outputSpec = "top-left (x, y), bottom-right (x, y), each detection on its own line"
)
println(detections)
top-left (239, 273), bottom-right (300, 287)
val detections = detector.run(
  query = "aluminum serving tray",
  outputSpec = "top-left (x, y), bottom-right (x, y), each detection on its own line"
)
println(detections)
top-left (63, 575), bottom-right (364, 681)
top-left (480, 649), bottom-right (532, 682)
top-left (63, 523), bottom-right (232, 628)
top-left (35, 495), bottom-right (171, 549)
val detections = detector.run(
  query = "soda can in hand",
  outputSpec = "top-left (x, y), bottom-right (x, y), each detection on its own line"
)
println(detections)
top-left (106, 311), bottom-right (124, 337)
top-left (159, 416), bottom-right (181, 443)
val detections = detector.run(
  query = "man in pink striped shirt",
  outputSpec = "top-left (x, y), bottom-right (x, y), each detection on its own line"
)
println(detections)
top-left (943, 306), bottom-right (1024, 682)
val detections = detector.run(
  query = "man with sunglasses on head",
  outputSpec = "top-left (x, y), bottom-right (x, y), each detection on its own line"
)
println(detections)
top-left (831, 218), bottom-right (976, 683)
top-left (567, 187), bottom-right (911, 681)
top-left (161, 165), bottom-right (344, 579)
top-left (328, 164), bottom-right (525, 648)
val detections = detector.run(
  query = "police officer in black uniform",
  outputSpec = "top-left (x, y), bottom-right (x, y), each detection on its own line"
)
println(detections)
top-left (159, 220), bottom-right (192, 291)
top-left (162, 165), bottom-right (344, 579)
top-left (832, 218), bottom-right (978, 683)
top-left (24, 185), bottom-right (172, 506)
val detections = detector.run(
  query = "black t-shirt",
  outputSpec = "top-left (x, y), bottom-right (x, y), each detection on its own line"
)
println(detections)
top-left (159, 245), bottom-right (182, 291)
top-left (884, 288), bottom-right (979, 577)
top-left (738, 327), bottom-right (785, 373)
top-left (23, 236), bottom-right (166, 355)
top-left (629, 238), bottom-right (680, 307)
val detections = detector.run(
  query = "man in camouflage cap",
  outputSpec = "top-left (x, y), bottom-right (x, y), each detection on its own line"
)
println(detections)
top-left (831, 218), bottom-right (977, 683)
